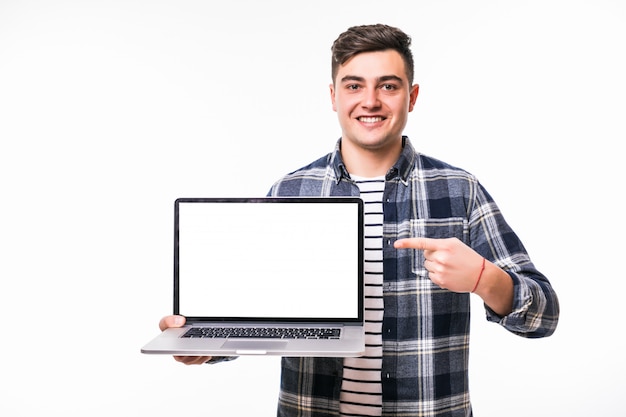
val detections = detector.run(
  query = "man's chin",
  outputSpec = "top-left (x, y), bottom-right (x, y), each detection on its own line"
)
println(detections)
top-left (352, 135), bottom-right (402, 152)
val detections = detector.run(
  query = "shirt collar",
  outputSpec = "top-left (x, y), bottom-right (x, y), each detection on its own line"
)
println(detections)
top-left (331, 136), bottom-right (416, 184)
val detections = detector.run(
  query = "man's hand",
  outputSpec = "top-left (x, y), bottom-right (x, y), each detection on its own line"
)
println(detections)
top-left (394, 237), bottom-right (484, 293)
top-left (159, 315), bottom-right (213, 365)
top-left (394, 237), bottom-right (513, 315)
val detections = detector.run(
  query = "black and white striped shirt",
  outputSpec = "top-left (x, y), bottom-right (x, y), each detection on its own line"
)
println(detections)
top-left (340, 176), bottom-right (385, 417)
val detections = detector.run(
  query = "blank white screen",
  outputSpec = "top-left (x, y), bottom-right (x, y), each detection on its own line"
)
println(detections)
top-left (177, 200), bottom-right (360, 319)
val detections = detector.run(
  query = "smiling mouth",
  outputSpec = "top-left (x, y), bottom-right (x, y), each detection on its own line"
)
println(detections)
top-left (358, 116), bottom-right (385, 123)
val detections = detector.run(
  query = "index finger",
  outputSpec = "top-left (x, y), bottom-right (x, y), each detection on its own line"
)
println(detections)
top-left (394, 237), bottom-right (440, 251)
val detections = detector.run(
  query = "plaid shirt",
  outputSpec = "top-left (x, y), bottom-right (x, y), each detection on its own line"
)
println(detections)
top-left (267, 137), bottom-right (559, 417)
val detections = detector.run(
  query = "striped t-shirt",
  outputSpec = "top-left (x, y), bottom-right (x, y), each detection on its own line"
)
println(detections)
top-left (339, 175), bottom-right (385, 417)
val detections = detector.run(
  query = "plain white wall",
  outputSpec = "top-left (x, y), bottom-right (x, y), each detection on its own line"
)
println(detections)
top-left (1, 1), bottom-right (624, 416)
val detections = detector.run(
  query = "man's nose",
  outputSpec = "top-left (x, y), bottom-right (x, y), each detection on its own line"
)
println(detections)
top-left (361, 88), bottom-right (381, 109)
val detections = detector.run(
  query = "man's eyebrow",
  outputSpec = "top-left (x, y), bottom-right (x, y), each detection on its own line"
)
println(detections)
top-left (378, 75), bottom-right (404, 84)
top-left (340, 75), bottom-right (365, 83)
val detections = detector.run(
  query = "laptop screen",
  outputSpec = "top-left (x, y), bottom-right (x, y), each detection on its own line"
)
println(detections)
top-left (174, 198), bottom-right (363, 322)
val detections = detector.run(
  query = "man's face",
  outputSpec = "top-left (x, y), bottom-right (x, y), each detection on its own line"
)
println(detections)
top-left (330, 50), bottom-right (419, 153)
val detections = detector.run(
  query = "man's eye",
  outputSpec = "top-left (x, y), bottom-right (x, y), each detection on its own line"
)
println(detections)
top-left (347, 84), bottom-right (360, 90)
top-left (381, 84), bottom-right (397, 91)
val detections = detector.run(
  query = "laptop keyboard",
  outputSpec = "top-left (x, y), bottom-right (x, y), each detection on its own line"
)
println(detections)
top-left (182, 327), bottom-right (341, 339)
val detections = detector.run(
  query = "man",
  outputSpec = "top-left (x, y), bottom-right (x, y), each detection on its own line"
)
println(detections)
top-left (159, 24), bottom-right (559, 417)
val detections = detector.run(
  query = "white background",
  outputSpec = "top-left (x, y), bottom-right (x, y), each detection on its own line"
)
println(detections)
top-left (1, 1), bottom-right (624, 416)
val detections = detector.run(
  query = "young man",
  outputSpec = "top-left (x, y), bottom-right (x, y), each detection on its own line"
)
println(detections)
top-left (159, 24), bottom-right (559, 417)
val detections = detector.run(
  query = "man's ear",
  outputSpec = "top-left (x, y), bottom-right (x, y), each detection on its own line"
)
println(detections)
top-left (329, 83), bottom-right (337, 112)
top-left (408, 84), bottom-right (419, 112)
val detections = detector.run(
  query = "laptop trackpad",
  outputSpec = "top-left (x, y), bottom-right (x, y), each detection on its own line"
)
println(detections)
top-left (221, 340), bottom-right (288, 354)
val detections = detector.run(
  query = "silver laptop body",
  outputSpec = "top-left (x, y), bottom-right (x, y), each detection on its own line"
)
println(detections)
top-left (141, 197), bottom-right (365, 357)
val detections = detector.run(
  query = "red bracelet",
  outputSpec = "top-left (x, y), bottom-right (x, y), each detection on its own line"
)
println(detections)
top-left (471, 257), bottom-right (486, 293)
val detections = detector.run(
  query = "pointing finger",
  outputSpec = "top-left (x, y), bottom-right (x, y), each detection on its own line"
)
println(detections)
top-left (394, 237), bottom-right (439, 251)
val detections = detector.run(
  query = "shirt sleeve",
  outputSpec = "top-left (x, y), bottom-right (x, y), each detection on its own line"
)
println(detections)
top-left (471, 182), bottom-right (560, 338)
top-left (205, 356), bottom-right (239, 364)
top-left (484, 269), bottom-right (559, 338)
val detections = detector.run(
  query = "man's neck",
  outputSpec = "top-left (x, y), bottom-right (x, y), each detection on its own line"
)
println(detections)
top-left (340, 138), bottom-right (403, 178)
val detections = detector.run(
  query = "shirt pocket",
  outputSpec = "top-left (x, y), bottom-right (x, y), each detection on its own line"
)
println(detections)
top-left (410, 217), bottom-right (468, 276)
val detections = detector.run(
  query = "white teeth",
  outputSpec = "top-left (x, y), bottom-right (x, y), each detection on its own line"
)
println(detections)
top-left (359, 116), bottom-right (383, 123)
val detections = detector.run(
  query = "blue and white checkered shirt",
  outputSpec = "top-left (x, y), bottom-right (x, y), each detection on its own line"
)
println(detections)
top-left (267, 137), bottom-right (559, 417)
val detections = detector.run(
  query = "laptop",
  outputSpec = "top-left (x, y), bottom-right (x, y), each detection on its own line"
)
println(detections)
top-left (141, 197), bottom-right (365, 357)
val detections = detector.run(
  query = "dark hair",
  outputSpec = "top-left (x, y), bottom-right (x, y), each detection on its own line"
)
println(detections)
top-left (331, 24), bottom-right (415, 85)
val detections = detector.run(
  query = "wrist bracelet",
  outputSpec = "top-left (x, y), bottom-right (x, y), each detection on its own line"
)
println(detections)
top-left (471, 257), bottom-right (486, 293)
